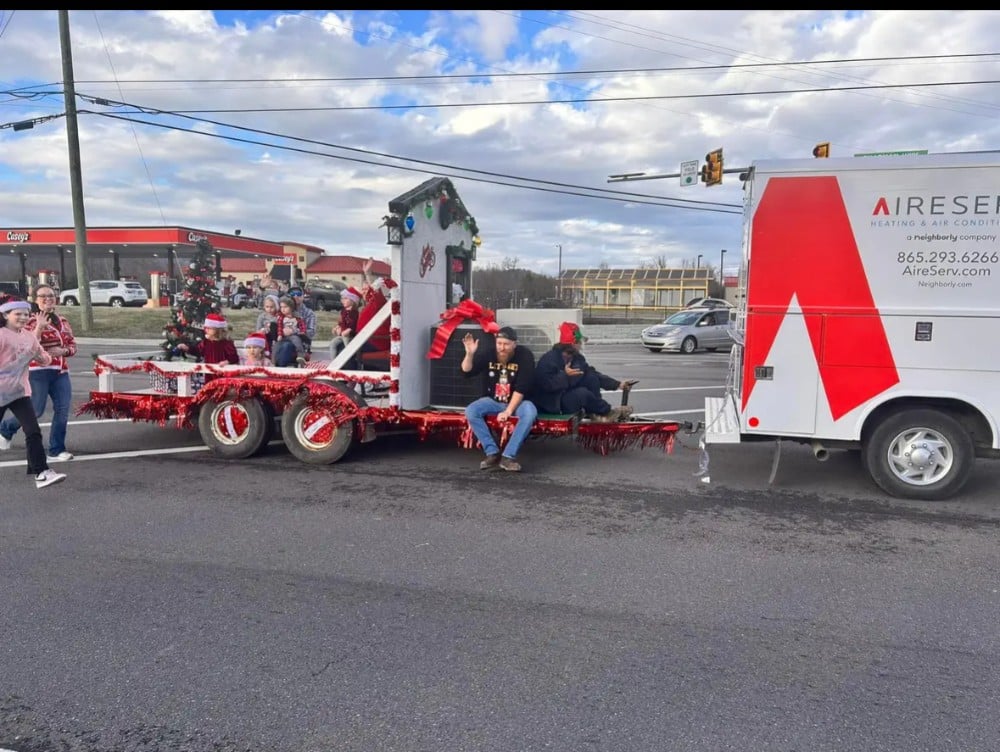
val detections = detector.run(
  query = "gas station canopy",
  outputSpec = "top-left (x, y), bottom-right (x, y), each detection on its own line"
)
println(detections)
top-left (1, 226), bottom-right (292, 291)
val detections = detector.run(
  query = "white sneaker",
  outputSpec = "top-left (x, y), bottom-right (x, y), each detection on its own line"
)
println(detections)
top-left (49, 451), bottom-right (74, 462)
top-left (0, 434), bottom-right (11, 451)
top-left (35, 469), bottom-right (66, 489)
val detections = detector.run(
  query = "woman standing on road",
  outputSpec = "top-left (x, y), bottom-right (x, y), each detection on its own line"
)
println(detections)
top-left (0, 299), bottom-right (66, 489)
top-left (0, 285), bottom-right (77, 461)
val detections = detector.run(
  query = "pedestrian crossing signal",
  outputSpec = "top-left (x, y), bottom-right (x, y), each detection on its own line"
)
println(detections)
top-left (700, 148), bottom-right (723, 186)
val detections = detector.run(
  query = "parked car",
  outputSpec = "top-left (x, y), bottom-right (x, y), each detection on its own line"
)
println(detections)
top-left (0, 281), bottom-right (23, 299)
top-left (683, 296), bottom-right (733, 310)
top-left (641, 308), bottom-right (734, 353)
top-left (60, 280), bottom-right (149, 307)
top-left (305, 279), bottom-right (347, 311)
top-left (536, 298), bottom-right (571, 309)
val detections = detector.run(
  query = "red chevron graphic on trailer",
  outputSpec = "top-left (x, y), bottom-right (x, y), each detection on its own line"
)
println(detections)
top-left (742, 176), bottom-right (899, 420)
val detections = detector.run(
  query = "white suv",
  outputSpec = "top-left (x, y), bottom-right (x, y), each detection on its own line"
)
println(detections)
top-left (60, 280), bottom-right (149, 307)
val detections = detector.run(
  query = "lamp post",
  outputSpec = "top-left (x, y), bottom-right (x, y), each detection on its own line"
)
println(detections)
top-left (556, 243), bottom-right (563, 300)
top-left (696, 253), bottom-right (702, 268)
top-left (719, 249), bottom-right (727, 295)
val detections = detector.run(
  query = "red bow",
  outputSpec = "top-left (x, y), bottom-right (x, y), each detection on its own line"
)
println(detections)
top-left (426, 299), bottom-right (500, 359)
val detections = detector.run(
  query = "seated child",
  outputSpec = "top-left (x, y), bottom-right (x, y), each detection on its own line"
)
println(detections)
top-left (329, 286), bottom-right (361, 364)
top-left (254, 293), bottom-right (280, 356)
top-left (173, 312), bottom-right (239, 364)
top-left (241, 332), bottom-right (272, 367)
top-left (274, 297), bottom-right (306, 366)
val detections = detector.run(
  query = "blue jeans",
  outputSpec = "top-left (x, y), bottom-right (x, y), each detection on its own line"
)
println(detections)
top-left (464, 397), bottom-right (538, 460)
top-left (273, 339), bottom-right (303, 367)
top-left (0, 369), bottom-right (72, 456)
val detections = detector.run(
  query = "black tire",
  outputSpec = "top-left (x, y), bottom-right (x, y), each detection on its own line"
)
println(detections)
top-left (62, 296), bottom-right (78, 306)
top-left (198, 392), bottom-right (272, 459)
top-left (681, 336), bottom-right (697, 354)
top-left (863, 408), bottom-right (974, 500)
top-left (280, 387), bottom-right (360, 465)
top-left (110, 297), bottom-right (125, 308)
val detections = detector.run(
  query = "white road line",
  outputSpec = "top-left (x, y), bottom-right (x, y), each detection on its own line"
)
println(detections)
top-left (602, 385), bottom-right (724, 394)
top-left (0, 445), bottom-right (209, 469)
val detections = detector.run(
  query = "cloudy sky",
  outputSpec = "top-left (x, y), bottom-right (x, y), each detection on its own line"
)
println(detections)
top-left (1, 10), bottom-right (998, 279)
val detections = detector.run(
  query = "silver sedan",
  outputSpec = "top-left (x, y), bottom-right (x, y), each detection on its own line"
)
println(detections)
top-left (641, 308), bottom-right (734, 353)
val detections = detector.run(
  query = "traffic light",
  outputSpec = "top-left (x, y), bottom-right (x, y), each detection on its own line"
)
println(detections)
top-left (701, 148), bottom-right (723, 186)
top-left (813, 142), bottom-right (830, 158)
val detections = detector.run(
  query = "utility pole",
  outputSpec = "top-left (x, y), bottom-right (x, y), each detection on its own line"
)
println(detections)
top-left (719, 249), bottom-right (728, 295)
top-left (59, 10), bottom-right (93, 331)
top-left (555, 243), bottom-right (563, 300)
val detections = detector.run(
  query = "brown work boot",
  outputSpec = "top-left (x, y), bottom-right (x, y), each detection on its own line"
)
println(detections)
top-left (499, 456), bottom-right (521, 472)
top-left (614, 405), bottom-right (634, 421)
top-left (479, 454), bottom-right (501, 470)
top-left (587, 413), bottom-right (612, 423)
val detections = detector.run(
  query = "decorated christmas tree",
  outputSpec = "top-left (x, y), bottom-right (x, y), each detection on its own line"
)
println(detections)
top-left (160, 239), bottom-right (223, 360)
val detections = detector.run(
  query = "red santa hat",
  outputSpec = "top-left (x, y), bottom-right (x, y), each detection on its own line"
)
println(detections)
top-left (558, 321), bottom-right (587, 346)
top-left (244, 332), bottom-right (267, 349)
top-left (341, 286), bottom-right (361, 304)
top-left (204, 313), bottom-right (228, 329)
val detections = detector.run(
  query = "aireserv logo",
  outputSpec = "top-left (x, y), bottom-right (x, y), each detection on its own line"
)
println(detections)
top-left (872, 194), bottom-right (1000, 217)
top-left (6, 231), bottom-right (29, 242)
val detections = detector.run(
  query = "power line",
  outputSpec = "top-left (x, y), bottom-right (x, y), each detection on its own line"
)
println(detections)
top-left (63, 52), bottom-right (1000, 84)
top-left (64, 79), bottom-right (1000, 115)
top-left (84, 109), bottom-right (743, 215)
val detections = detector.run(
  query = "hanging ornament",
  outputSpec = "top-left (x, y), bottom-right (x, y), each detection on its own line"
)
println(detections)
top-left (463, 219), bottom-right (470, 231)
top-left (424, 202), bottom-right (433, 219)
top-left (405, 213), bottom-right (415, 232)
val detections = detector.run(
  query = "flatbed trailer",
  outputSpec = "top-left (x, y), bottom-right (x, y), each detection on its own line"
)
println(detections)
top-left (81, 351), bottom-right (682, 465)
top-left (80, 177), bottom-right (682, 464)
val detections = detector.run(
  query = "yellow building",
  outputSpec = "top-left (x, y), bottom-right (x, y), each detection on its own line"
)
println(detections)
top-left (560, 267), bottom-right (717, 316)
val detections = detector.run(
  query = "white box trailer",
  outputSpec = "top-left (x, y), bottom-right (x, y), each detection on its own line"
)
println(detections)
top-left (705, 151), bottom-right (1000, 500)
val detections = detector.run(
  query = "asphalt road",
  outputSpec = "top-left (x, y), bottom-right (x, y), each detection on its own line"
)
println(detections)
top-left (1, 343), bottom-right (998, 751)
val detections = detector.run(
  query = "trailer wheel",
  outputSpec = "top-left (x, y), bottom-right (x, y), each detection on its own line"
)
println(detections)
top-left (863, 408), bottom-right (973, 500)
top-left (198, 393), bottom-right (272, 459)
top-left (680, 336), bottom-right (697, 354)
top-left (280, 391), bottom-right (357, 465)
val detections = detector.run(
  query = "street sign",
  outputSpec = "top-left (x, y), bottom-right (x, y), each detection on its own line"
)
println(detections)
top-left (854, 150), bottom-right (928, 157)
top-left (680, 160), bottom-right (699, 186)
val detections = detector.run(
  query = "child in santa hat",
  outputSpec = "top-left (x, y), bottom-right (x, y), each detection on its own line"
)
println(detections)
top-left (328, 286), bottom-right (362, 364)
top-left (174, 312), bottom-right (239, 364)
top-left (241, 332), bottom-right (272, 366)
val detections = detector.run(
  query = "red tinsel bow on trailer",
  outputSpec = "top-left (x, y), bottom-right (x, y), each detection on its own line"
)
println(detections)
top-left (426, 299), bottom-right (500, 359)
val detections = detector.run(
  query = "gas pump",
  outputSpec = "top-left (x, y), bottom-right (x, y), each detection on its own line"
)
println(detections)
top-left (37, 269), bottom-right (60, 293)
top-left (150, 271), bottom-right (168, 307)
